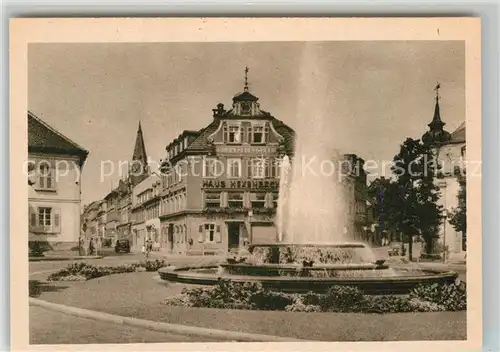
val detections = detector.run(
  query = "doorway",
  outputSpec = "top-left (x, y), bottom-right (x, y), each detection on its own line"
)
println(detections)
top-left (168, 223), bottom-right (174, 252)
top-left (227, 222), bottom-right (240, 251)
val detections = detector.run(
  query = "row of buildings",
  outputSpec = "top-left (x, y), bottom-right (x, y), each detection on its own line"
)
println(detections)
top-left (28, 73), bottom-right (465, 256)
top-left (81, 77), bottom-right (369, 255)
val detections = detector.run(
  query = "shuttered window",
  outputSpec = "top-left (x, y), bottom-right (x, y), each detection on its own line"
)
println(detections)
top-left (29, 206), bottom-right (61, 233)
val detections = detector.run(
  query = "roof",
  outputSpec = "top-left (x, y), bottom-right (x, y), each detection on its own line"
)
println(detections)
top-left (132, 122), bottom-right (148, 163)
top-left (450, 122), bottom-right (465, 143)
top-left (233, 91), bottom-right (259, 102)
top-left (28, 111), bottom-right (89, 165)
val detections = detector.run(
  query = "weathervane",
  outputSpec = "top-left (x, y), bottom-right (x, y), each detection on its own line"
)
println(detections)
top-left (434, 82), bottom-right (441, 101)
top-left (244, 66), bottom-right (249, 92)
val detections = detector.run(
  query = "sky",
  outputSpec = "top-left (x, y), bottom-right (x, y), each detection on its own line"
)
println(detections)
top-left (28, 41), bottom-right (465, 206)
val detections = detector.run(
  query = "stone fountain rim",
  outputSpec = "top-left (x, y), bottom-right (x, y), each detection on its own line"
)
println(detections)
top-left (158, 265), bottom-right (459, 283)
top-left (247, 242), bottom-right (372, 248)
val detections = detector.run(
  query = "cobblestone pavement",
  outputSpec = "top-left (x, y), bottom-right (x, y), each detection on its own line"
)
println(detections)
top-left (30, 306), bottom-right (220, 344)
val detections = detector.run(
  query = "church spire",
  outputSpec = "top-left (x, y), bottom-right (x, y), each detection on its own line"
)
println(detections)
top-left (130, 121), bottom-right (149, 184)
top-left (428, 82), bottom-right (445, 130)
top-left (422, 83), bottom-right (451, 145)
top-left (132, 121), bottom-right (147, 162)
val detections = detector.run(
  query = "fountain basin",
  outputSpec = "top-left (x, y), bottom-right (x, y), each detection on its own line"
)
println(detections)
top-left (158, 243), bottom-right (458, 294)
top-left (158, 265), bottom-right (458, 295)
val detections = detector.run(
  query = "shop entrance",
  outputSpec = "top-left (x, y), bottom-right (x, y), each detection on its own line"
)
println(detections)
top-left (227, 222), bottom-right (240, 251)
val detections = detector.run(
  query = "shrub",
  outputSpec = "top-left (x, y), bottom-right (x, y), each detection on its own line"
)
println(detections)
top-left (182, 287), bottom-right (218, 308)
top-left (408, 297), bottom-right (445, 312)
top-left (162, 294), bottom-right (194, 307)
top-left (163, 280), bottom-right (467, 313)
top-left (250, 290), bottom-right (295, 310)
top-left (56, 274), bottom-right (87, 282)
top-left (140, 259), bottom-right (167, 272)
top-left (362, 295), bottom-right (413, 314)
top-left (321, 286), bottom-right (365, 312)
top-left (47, 262), bottom-right (141, 281)
top-left (410, 282), bottom-right (466, 311)
top-left (285, 296), bottom-right (322, 312)
top-left (29, 241), bottom-right (52, 257)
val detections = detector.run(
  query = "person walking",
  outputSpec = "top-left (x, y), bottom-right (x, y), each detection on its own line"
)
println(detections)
top-left (146, 239), bottom-right (153, 258)
top-left (88, 237), bottom-right (95, 256)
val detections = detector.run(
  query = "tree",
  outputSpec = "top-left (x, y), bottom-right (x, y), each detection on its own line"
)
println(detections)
top-left (367, 177), bottom-right (399, 242)
top-left (449, 167), bottom-right (466, 249)
top-left (389, 138), bottom-right (443, 261)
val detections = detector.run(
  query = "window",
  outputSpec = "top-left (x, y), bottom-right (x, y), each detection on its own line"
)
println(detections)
top-left (227, 125), bottom-right (241, 143)
top-left (227, 158), bottom-right (242, 178)
top-left (204, 192), bottom-right (221, 208)
top-left (30, 206), bottom-right (60, 233)
top-left (38, 163), bottom-right (54, 190)
top-left (228, 192), bottom-right (244, 208)
top-left (203, 158), bottom-right (221, 178)
top-left (252, 126), bottom-right (264, 143)
top-left (176, 165), bottom-right (184, 183)
top-left (251, 158), bottom-right (266, 179)
top-left (38, 207), bottom-right (52, 226)
top-left (251, 193), bottom-right (266, 208)
top-left (205, 224), bottom-right (215, 242)
top-left (251, 124), bottom-right (269, 144)
top-left (271, 158), bottom-right (280, 178)
top-left (200, 223), bottom-right (221, 243)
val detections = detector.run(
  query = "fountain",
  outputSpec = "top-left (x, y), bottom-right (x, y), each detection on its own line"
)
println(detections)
top-left (158, 43), bottom-right (458, 294)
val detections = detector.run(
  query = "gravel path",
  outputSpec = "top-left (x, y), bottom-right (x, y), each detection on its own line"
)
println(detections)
top-left (33, 271), bottom-right (467, 342)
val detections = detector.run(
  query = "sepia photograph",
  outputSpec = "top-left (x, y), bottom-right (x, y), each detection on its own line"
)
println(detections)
top-left (10, 18), bottom-right (481, 350)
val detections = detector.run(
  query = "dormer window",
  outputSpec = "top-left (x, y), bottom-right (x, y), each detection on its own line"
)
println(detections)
top-left (249, 123), bottom-right (269, 144)
top-left (240, 101), bottom-right (252, 115)
top-left (224, 124), bottom-right (241, 144)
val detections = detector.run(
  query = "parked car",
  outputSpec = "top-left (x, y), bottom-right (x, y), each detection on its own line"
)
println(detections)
top-left (388, 242), bottom-right (402, 256)
top-left (115, 239), bottom-right (131, 253)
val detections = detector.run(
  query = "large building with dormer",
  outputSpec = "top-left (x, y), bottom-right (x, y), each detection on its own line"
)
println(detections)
top-left (421, 85), bottom-right (466, 254)
top-left (155, 73), bottom-right (367, 256)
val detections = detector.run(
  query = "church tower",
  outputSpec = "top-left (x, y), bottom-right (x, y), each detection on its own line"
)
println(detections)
top-left (129, 121), bottom-right (150, 185)
top-left (422, 83), bottom-right (452, 146)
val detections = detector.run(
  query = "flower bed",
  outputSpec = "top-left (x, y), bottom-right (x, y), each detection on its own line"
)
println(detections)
top-left (162, 279), bottom-right (466, 314)
top-left (47, 260), bottom-right (168, 281)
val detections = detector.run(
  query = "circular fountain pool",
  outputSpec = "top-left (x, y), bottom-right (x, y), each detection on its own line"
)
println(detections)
top-left (158, 243), bottom-right (458, 295)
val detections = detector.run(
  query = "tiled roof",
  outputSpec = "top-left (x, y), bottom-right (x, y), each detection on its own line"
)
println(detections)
top-left (28, 111), bottom-right (89, 164)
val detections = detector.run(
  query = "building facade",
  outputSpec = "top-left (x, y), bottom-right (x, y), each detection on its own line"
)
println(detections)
top-left (155, 78), bottom-right (367, 256)
top-left (421, 87), bottom-right (466, 254)
top-left (28, 111), bottom-right (89, 249)
top-left (131, 172), bottom-right (161, 252)
top-left (102, 122), bottom-right (151, 246)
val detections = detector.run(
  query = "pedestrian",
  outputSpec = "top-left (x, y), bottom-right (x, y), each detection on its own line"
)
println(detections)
top-left (141, 243), bottom-right (146, 257)
top-left (146, 240), bottom-right (153, 258)
top-left (88, 237), bottom-right (95, 256)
